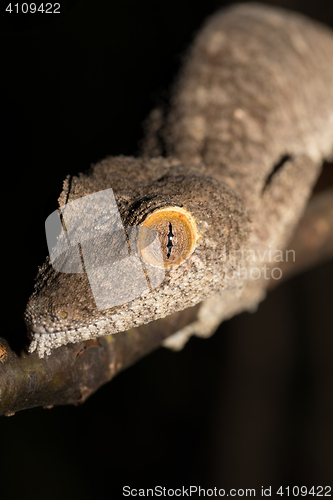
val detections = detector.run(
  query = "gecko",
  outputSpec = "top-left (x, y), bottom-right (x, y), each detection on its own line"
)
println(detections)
top-left (24, 3), bottom-right (333, 358)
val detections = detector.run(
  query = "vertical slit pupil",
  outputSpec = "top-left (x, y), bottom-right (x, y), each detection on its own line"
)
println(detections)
top-left (166, 223), bottom-right (174, 259)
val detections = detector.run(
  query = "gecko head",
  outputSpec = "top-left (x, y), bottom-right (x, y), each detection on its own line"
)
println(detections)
top-left (24, 204), bottom-right (201, 339)
top-left (24, 156), bottom-right (249, 356)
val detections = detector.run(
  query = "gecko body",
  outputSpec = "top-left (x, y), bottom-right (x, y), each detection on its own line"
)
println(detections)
top-left (25, 4), bottom-right (333, 357)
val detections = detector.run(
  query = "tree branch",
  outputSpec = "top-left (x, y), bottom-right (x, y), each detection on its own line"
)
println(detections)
top-left (1, 189), bottom-right (333, 416)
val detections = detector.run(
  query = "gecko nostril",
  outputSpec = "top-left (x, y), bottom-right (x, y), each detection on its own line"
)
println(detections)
top-left (139, 206), bottom-right (200, 267)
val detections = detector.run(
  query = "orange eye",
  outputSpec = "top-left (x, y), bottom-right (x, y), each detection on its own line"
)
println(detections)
top-left (139, 206), bottom-right (200, 267)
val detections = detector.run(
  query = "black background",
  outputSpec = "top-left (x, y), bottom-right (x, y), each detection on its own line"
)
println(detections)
top-left (1, 0), bottom-right (333, 497)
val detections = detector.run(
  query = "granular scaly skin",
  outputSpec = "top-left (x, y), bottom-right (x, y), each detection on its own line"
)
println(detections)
top-left (25, 157), bottom-right (250, 356)
top-left (25, 4), bottom-right (333, 357)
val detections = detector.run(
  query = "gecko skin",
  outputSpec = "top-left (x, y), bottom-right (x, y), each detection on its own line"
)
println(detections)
top-left (25, 3), bottom-right (333, 357)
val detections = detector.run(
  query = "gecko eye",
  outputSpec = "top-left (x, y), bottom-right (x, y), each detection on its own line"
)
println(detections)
top-left (139, 206), bottom-right (199, 267)
top-left (59, 311), bottom-right (68, 319)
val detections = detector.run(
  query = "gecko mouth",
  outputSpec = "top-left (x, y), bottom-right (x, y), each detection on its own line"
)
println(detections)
top-left (24, 314), bottom-right (64, 336)
top-left (25, 316), bottom-right (94, 337)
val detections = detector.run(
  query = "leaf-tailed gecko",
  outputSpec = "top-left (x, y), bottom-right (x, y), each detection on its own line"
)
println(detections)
top-left (24, 3), bottom-right (333, 357)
